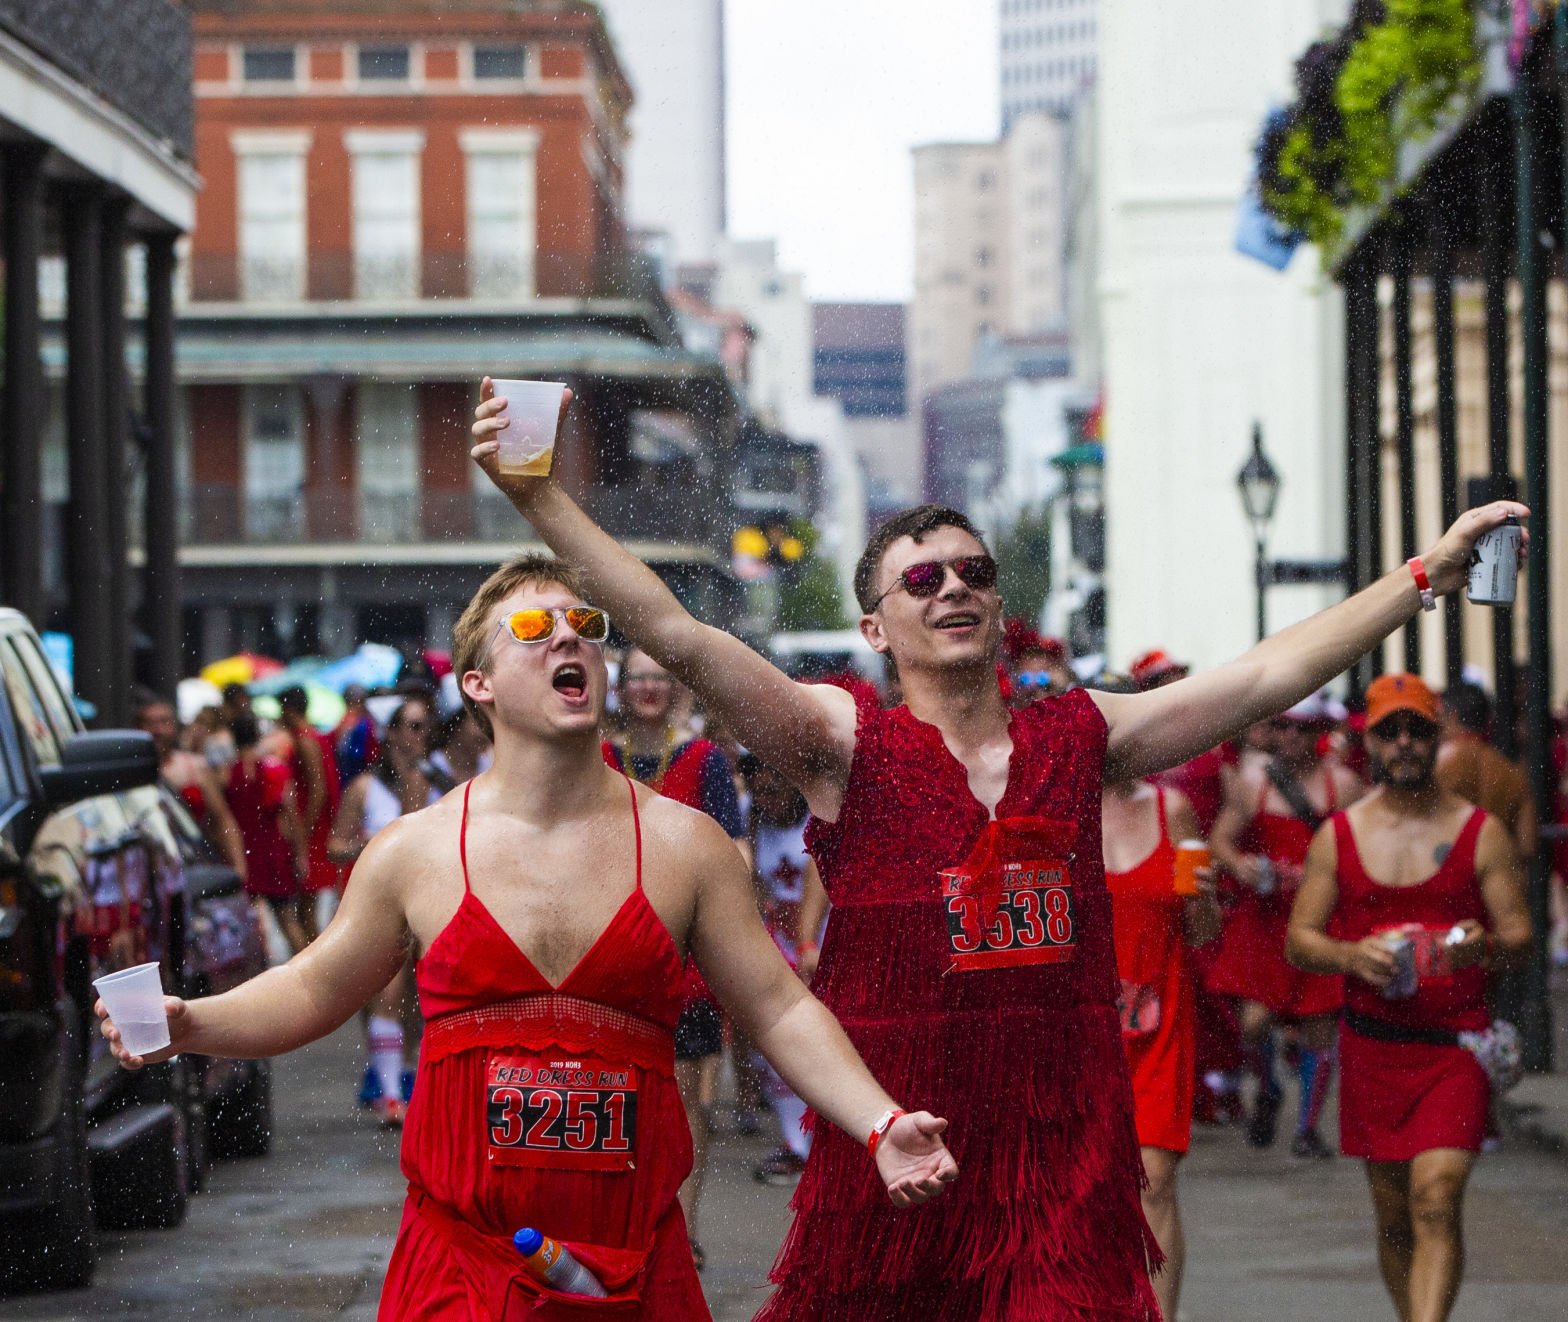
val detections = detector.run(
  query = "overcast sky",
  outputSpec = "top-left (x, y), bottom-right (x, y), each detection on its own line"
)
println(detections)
top-left (724, 0), bottom-right (999, 305)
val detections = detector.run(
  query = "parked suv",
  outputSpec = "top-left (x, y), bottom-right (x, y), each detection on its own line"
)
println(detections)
top-left (0, 609), bottom-right (269, 1291)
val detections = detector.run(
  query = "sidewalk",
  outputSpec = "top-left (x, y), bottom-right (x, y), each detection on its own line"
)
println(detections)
top-left (1499, 970), bottom-right (1568, 1156)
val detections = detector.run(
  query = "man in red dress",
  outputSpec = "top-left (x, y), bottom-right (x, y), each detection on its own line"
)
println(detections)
top-left (99, 555), bottom-right (956, 1320)
top-left (1208, 696), bottom-right (1363, 1156)
top-left (471, 380), bottom-right (1525, 1320)
top-left (1288, 673), bottom-right (1530, 1322)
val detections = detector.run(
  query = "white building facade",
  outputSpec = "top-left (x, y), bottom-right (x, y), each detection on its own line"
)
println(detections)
top-left (1098, 0), bottom-right (1350, 674)
top-left (595, 0), bottom-right (725, 270)
top-left (1000, 0), bottom-right (1098, 128)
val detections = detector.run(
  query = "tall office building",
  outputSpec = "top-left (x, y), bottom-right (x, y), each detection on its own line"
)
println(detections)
top-left (909, 111), bottom-right (1067, 418)
top-left (595, 0), bottom-right (726, 270)
top-left (1000, 0), bottom-right (1099, 128)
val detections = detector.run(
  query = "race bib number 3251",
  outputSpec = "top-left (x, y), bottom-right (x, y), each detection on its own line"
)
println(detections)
top-left (941, 858), bottom-right (1076, 972)
top-left (486, 1053), bottom-right (637, 1171)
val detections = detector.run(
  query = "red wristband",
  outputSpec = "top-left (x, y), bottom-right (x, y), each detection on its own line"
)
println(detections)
top-left (1407, 557), bottom-right (1436, 612)
top-left (867, 1108), bottom-right (906, 1157)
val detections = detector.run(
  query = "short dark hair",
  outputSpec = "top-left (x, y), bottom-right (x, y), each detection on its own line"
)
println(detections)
top-left (1443, 682), bottom-right (1492, 735)
top-left (277, 685), bottom-right (308, 715)
top-left (220, 682), bottom-right (250, 705)
top-left (230, 711), bottom-right (260, 749)
top-left (852, 505), bottom-right (988, 614)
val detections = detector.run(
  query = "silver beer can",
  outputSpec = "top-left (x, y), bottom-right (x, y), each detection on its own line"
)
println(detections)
top-left (1467, 517), bottom-right (1522, 606)
top-left (1254, 858), bottom-right (1276, 898)
top-left (1382, 935), bottom-right (1418, 1000)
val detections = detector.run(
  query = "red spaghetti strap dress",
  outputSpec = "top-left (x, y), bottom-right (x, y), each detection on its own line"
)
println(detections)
top-left (291, 728), bottom-right (343, 893)
top-left (759, 689), bottom-right (1160, 1322)
top-left (1334, 808), bottom-right (1492, 1160)
top-left (227, 756), bottom-right (296, 898)
top-left (1205, 778), bottom-right (1344, 1018)
top-left (379, 777), bottom-right (709, 1321)
top-left (1106, 788), bottom-right (1196, 1154)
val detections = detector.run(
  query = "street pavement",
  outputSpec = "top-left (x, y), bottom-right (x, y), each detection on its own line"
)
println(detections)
top-left (3, 1015), bottom-right (1568, 1322)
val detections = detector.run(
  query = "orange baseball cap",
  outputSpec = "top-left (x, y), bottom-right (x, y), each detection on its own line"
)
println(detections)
top-left (1364, 672), bottom-right (1439, 731)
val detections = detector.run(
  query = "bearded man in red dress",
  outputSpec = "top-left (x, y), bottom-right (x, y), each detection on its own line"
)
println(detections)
top-left (472, 380), bottom-right (1527, 1321)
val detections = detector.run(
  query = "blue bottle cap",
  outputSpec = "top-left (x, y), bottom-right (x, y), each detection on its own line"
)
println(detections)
top-left (513, 1227), bottom-right (543, 1257)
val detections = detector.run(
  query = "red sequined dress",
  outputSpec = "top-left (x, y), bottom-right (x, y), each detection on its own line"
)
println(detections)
top-left (379, 777), bottom-right (709, 1320)
top-left (758, 689), bottom-right (1160, 1322)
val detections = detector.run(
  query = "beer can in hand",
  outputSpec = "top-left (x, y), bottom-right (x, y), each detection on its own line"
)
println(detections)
top-left (1467, 517), bottom-right (1522, 606)
top-left (1382, 934), bottom-right (1418, 1000)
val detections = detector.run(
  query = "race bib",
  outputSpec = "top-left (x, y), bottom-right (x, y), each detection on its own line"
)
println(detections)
top-left (942, 858), bottom-right (1077, 972)
top-left (485, 1053), bottom-right (637, 1171)
top-left (1116, 978), bottom-right (1162, 1037)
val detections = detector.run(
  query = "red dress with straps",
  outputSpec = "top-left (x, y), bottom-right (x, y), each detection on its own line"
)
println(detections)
top-left (1333, 808), bottom-right (1491, 1161)
top-left (379, 778), bottom-right (709, 1321)
top-left (1205, 775), bottom-right (1344, 1018)
top-left (759, 689), bottom-right (1159, 1322)
top-left (1106, 788), bottom-right (1196, 1154)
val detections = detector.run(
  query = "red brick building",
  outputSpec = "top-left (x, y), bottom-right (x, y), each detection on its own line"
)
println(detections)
top-left (176, 0), bottom-right (738, 662)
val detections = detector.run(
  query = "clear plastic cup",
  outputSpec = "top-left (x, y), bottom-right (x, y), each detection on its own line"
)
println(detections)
top-left (92, 962), bottom-right (171, 1056)
top-left (489, 379), bottom-right (566, 477)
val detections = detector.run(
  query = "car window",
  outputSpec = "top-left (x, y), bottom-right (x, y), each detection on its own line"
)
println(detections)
top-left (0, 638), bottom-right (62, 769)
top-left (0, 721), bottom-right (18, 811)
top-left (12, 633), bottom-right (81, 743)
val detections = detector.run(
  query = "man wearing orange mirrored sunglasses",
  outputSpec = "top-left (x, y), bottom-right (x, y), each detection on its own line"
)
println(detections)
top-left (473, 381), bottom-right (1528, 1322)
top-left (96, 552), bottom-right (956, 1321)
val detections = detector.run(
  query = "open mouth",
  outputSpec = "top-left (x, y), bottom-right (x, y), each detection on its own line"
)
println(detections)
top-left (934, 612), bottom-right (981, 632)
top-left (552, 663), bottom-right (587, 700)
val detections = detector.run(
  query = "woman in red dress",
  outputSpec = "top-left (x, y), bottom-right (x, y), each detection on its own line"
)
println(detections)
top-left (225, 711), bottom-right (309, 953)
top-left (1102, 773), bottom-right (1220, 1322)
top-left (1208, 707), bottom-right (1362, 1155)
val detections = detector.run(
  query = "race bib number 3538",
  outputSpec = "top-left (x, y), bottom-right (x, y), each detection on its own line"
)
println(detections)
top-left (486, 1053), bottom-right (637, 1171)
top-left (941, 858), bottom-right (1076, 972)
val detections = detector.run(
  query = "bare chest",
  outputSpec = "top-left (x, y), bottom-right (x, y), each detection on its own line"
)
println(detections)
top-left (1352, 814), bottom-right (1467, 889)
top-left (406, 823), bottom-right (691, 982)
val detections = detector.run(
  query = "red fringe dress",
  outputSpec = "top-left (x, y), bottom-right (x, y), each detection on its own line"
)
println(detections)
top-left (1333, 807), bottom-right (1492, 1160)
top-left (1105, 788), bottom-right (1196, 1155)
top-left (759, 689), bottom-right (1161, 1322)
top-left (379, 778), bottom-right (709, 1320)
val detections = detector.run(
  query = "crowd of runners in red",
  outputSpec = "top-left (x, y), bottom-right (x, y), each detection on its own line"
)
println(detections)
top-left (95, 385), bottom-right (1547, 1322)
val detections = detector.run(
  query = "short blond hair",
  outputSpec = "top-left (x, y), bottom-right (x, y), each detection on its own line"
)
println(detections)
top-left (452, 555), bottom-right (589, 738)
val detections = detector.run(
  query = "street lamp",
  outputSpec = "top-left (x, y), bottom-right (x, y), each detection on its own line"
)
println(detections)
top-left (1236, 422), bottom-right (1281, 642)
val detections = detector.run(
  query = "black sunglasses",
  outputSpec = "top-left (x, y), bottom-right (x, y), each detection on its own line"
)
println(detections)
top-left (869, 555), bottom-right (997, 611)
top-left (1369, 714), bottom-right (1438, 741)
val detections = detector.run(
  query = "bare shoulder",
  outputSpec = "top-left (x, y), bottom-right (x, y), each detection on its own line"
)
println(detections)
top-left (1228, 760), bottom-right (1269, 804)
top-left (1330, 763), bottom-right (1365, 803)
top-left (355, 793), bottom-right (461, 882)
top-left (634, 787), bottom-right (746, 875)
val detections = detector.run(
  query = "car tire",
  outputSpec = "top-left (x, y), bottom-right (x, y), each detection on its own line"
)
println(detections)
top-left (209, 1058), bottom-right (272, 1159)
top-left (0, 1005), bottom-right (97, 1291)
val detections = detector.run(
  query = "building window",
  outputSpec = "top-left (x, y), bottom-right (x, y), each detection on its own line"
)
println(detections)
top-left (232, 131), bottom-right (310, 302)
top-left (474, 45), bottom-right (526, 79)
top-left (461, 128), bottom-right (539, 298)
top-left (347, 130), bottom-right (423, 300)
top-left (244, 385), bottom-right (304, 541)
top-left (358, 45), bottom-right (410, 80)
top-left (243, 47), bottom-right (296, 82)
top-left (356, 383), bottom-right (418, 542)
